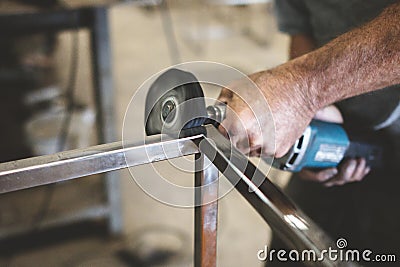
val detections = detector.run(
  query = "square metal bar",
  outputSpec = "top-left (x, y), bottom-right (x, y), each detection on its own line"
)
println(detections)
top-left (0, 126), bottom-right (358, 266)
top-left (90, 5), bottom-right (122, 236)
top-left (0, 134), bottom-right (202, 194)
top-left (194, 153), bottom-right (219, 267)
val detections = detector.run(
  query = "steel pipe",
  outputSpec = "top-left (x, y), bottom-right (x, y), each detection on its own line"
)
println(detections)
top-left (0, 134), bottom-right (201, 194)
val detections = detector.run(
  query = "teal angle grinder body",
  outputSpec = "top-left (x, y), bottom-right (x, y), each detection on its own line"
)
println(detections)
top-left (145, 69), bottom-right (384, 172)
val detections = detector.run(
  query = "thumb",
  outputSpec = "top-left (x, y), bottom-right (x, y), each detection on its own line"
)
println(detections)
top-left (314, 105), bottom-right (343, 123)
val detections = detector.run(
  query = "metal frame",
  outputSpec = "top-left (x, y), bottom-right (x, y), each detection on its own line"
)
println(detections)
top-left (0, 125), bottom-right (360, 267)
top-left (0, 6), bottom-right (122, 235)
top-left (90, 6), bottom-right (122, 235)
top-left (194, 153), bottom-right (219, 266)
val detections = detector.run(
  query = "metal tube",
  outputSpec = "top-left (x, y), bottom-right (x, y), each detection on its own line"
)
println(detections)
top-left (197, 125), bottom-right (359, 267)
top-left (0, 125), bottom-right (359, 266)
top-left (90, 5), bottom-right (122, 235)
top-left (0, 134), bottom-right (202, 194)
top-left (194, 153), bottom-right (219, 267)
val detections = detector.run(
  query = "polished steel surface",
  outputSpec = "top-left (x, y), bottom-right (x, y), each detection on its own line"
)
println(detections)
top-left (0, 125), bottom-right (359, 266)
top-left (198, 125), bottom-right (359, 267)
top-left (194, 154), bottom-right (219, 267)
top-left (0, 134), bottom-right (201, 194)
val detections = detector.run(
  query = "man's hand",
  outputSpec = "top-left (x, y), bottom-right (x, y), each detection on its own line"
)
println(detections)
top-left (298, 105), bottom-right (370, 187)
top-left (217, 70), bottom-right (316, 157)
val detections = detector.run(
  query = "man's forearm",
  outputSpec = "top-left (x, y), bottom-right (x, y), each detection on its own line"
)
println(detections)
top-left (272, 2), bottom-right (400, 112)
top-left (219, 2), bottom-right (399, 156)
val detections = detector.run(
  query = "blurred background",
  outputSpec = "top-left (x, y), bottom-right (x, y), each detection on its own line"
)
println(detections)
top-left (0, 0), bottom-right (290, 266)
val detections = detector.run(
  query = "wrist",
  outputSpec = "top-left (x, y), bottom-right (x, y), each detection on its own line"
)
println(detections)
top-left (287, 52), bottom-right (335, 112)
top-left (257, 64), bottom-right (319, 120)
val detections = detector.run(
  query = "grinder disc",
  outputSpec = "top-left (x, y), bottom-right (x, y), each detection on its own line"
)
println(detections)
top-left (145, 68), bottom-right (207, 135)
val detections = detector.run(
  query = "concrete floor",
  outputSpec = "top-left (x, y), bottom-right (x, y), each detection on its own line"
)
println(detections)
top-left (2, 1), bottom-right (292, 266)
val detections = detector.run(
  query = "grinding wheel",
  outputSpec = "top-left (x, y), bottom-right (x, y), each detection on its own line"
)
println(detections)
top-left (145, 68), bottom-right (208, 135)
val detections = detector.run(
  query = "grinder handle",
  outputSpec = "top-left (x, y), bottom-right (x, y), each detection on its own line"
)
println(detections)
top-left (206, 104), bottom-right (385, 172)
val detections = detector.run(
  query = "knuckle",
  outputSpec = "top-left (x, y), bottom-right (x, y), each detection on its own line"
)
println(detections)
top-left (343, 169), bottom-right (354, 180)
top-left (336, 180), bottom-right (346, 186)
top-left (355, 174), bottom-right (365, 181)
top-left (316, 173), bottom-right (330, 182)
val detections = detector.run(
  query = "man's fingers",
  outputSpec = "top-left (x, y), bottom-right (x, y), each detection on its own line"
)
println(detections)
top-left (363, 166), bottom-right (371, 176)
top-left (249, 146), bottom-right (262, 157)
top-left (323, 158), bottom-right (369, 187)
top-left (218, 124), bottom-right (228, 138)
top-left (217, 87), bottom-right (233, 103)
top-left (341, 159), bottom-right (357, 181)
top-left (351, 158), bottom-right (367, 181)
top-left (299, 168), bottom-right (338, 182)
top-left (324, 159), bottom-right (356, 187)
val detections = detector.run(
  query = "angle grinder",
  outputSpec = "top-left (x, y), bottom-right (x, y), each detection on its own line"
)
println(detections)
top-left (145, 68), bottom-right (384, 172)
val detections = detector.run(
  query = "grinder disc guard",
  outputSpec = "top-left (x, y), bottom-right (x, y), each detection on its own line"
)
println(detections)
top-left (145, 68), bottom-right (208, 136)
